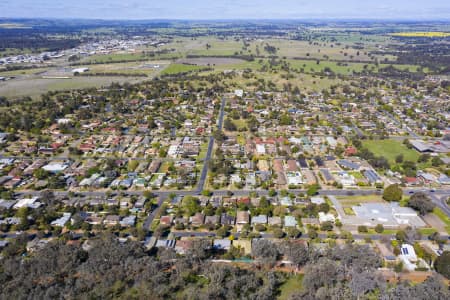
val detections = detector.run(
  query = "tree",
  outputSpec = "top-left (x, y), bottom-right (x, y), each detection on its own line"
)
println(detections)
top-left (286, 227), bottom-right (301, 238)
top-left (182, 196), bottom-right (201, 216)
top-left (308, 228), bottom-right (318, 239)
top-left (357, 225), bottom-right (368, 233)
top-left (216, 226), bottom-right (230, 238)
top-left (303, 258), bottom-right (341, 293)
top-left (383, 184), bottom-right (403, 202)
top-left (374, 224), bottom-right (384, 233)
top-left (434, 251), bottom-right (450, 279)
top-left (251, 239), bottom-right (279, 265)
top-left (283, 241), bottom-right (308, 266)
top-left (306, 184), bottom-right (320, 196)
top-left (272, 227), bottom-right (284, 238)
top-left (320, 221), bottom-right (333, 231)
top-left (408, 192), bottom-right (435, 215)
top-left (223, 118), bottom-right (237, 131)
top-left (431, 156), bottom-right (443, 167)
top-left (395, 154), bottom-right (404, 163)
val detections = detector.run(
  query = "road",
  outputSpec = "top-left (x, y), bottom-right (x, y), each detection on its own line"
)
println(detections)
top-left (195, 96), bottom-right (226, 193)
top-left (384, 111), bottom-right (419, 139)
top-left (143, 196), bottom-right (165, 230)
top-left (430, 194), bottom-right (450, 216)
top-left (171, 230), bottom-right (448, 241)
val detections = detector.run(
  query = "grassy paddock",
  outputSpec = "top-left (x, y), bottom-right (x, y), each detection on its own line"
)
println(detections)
top-left (362, 139), bottom-right (419, 164)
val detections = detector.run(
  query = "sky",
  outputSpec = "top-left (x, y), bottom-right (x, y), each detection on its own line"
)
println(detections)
top-left (0, 0), bottom-right (449, 20)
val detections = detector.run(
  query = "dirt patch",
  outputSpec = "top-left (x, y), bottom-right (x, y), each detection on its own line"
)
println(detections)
top-left (423, 213), bottom-right (447, 234)
top-left (176, 57), bottom-right (245, 66)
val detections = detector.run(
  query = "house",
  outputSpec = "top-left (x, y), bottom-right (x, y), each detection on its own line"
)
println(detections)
top-left (155, 239), bottom-right (176, 249)
top-left (345, 146), bottom-right (357, 156)
top-left (284, 216), bottom-right (298, 227)
top-left (236, 211), bottom-right (250, 225)
top-left (399, 243), bottom-right (418, 271)
top-left (104, 215), bottom-right (120, 226)
top-left (337, 159), bottom-right (360, 171)
top-left (287, 172), bottom-right (303, 185)
top-left (337, 171), bottom-right (356, 187)
top-left (318, 212), bottom-right (335, 223)
top-left (320, 169), bottom-right (335, 184)
top-left (0, 199), bottom-right (17, 210)
top-left (311, 197), bottom-right (325, 205)
top-left (13, 197), bottom-right (41, 209)
top-left (251, 215), bottom-right (267, 225)
top-left (51, 213), bottom-right (71, 227)
top-left (205, 215), bottom-right (220, 225)
top-left (417, 171), bottom-right (437, 184)
top-left (190, 212), bottom-right (205, 226)
top-left (234, 89), bottom-right (244, 98)
top-left (221, 213), bottom-right (235, 225)
top-left (268, 216), bottom-right (282, 226)
top-left (175, 239), bottom-right (194, 254)
top-left (438, 174), bottom-right (450, 185)
top-left (120, 215), bottom-right (136, 227)
top-left (160, 215), bottom-right (174, 226)
top-left (364, 169), bottom-right (382, 184)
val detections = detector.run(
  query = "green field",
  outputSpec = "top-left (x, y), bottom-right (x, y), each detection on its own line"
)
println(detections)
top-left (161, 63), bottom-right (206, 75)
top-left (362, 140), bottom-right (420, 164)
top-left (278, 274), bottom-right (303, 300)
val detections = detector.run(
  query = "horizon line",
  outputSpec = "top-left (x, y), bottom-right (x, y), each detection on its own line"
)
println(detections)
top-left (1, 17), bottom-right (450, 23)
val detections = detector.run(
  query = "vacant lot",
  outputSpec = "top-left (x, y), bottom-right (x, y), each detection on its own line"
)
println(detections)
top-left (0, 76), bottom-right (144, 99)
top-left (337, 195), bottom-right (385, 208)
top-left (362, 139), bottom-right (420, 164)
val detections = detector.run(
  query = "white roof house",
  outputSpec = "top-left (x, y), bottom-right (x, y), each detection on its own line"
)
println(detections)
top-left (234, 89), bottom-right (244, 98)
top-left (256, 144), bottom-right (266, 155)
top-left (51, 213), bottom-right (72, 227)
top-left (311, 197), bottom-right (325, 205)
top-left (399, 243), bottom-right (418, 271)
top-left (13, 197), bottom-right (41, 209)
top-left (287, 172), bottom-right (303, 185)
top-left (42, 162), bottom-right (69, 173)
top-left (318, 212), bottom-right (335, 223)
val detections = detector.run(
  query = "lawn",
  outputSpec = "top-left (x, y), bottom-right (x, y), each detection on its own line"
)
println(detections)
top-left (232, 119), bottom-right (248, 130)
top-left (278, 274), bottom-right (303, 300)
top-left (337, 195), bottom-right (385, 207)
top-left (344, 207), bottom-right (355, 215)
top-left (433, 207), bottom-right (450, 234)
top-left (349, 171), bottom-right (364, 179)
top-left (418, 228), bottom-right (438, 235)
top-left (197, 143), bottom-right (209, 161)
top-left (362, 139), bottom-right (420, 164)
